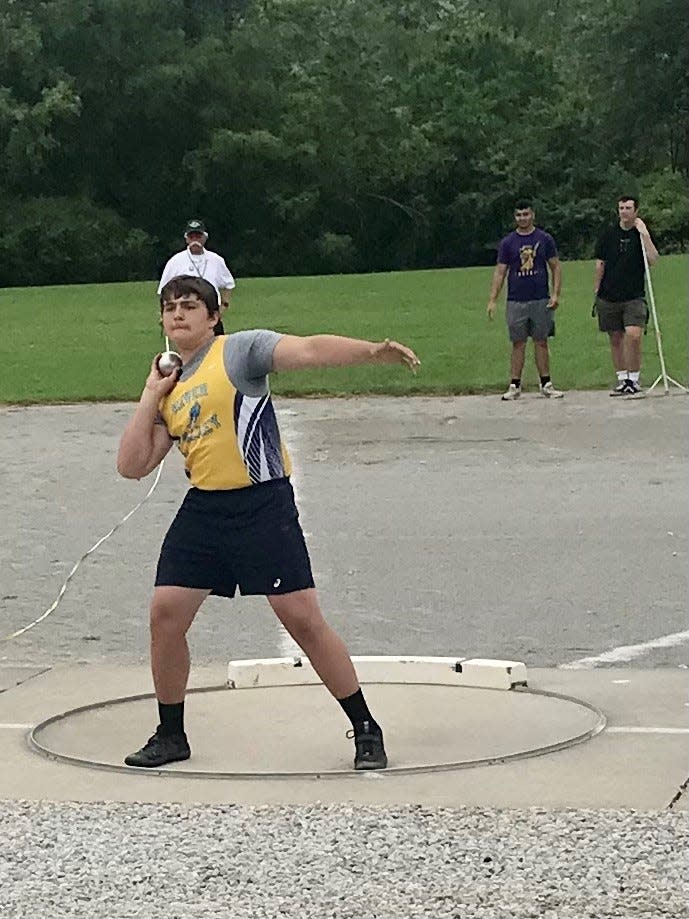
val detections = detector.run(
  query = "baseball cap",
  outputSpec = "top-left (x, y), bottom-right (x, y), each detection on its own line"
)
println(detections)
top-left (184, 219), bottom-right (208, 236)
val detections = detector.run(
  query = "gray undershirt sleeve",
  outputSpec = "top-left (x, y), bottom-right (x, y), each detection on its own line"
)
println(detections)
top-left (224, 330), bottom-right (283, 397)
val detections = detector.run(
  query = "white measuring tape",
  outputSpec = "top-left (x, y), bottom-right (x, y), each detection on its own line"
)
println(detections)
top-left (2, 461), bottom-right (165, 642)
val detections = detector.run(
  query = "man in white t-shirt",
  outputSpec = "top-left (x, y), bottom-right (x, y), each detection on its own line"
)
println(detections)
top-left (158, 219), bottom-right (236, 331)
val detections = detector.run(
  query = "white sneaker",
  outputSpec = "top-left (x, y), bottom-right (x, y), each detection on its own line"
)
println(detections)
top-left (540, 381), bottom-right (564, 398)
top-left (501, 383), bottom-right (521, 401)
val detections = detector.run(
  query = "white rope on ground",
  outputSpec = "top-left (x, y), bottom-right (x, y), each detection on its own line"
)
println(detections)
top-left (1, 461), bottom-right (166, 642)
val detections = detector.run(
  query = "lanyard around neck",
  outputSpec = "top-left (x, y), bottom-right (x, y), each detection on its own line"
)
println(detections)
top-left (187, 249), bottom-right (208, 278)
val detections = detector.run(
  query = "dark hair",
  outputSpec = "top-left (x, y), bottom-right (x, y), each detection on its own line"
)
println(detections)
top-left (618, 195), bottom-right (639, 209)
top-left (514, 199), bottom-right (534, 211)
top-left (159, 275), bottom-right (220, 318)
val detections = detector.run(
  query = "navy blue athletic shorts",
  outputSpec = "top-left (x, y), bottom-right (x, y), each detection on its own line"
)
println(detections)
top-left (155, 478), bottom-right (315, 597)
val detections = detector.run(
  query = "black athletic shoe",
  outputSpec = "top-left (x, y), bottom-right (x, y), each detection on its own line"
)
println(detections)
top-left (623, 380), bottom-right (643, 397)
top-left (348, 721), bottom-right (388, 770)
top-left (611, 379), bottom-right (643, 397)
top-left (610, 379), bottom-right (629, 396)
top-left (124, 728), bottom-right (191, 768)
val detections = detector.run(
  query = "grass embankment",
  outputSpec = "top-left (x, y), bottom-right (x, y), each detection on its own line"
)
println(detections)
top-left (2, 255), bottom-right (686, 403)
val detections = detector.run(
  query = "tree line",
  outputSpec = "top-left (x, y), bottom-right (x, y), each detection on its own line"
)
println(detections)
top-left (0, 0), bottom-right (687, 286)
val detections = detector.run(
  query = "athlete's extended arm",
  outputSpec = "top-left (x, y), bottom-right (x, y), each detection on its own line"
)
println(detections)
top-left (272, 335), bottom-right (420, 373)
top-left (117, 358), bottom-right (176, 479)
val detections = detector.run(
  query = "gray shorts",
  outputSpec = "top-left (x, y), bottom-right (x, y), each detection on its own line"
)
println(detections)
top-left (506, 299), bottom-right (555, 343)
top-left (595, 297), bottom-right (648, 333)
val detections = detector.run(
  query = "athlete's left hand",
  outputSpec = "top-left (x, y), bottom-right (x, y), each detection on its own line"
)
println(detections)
top-left (376, 339), bottom-right (421, 373)
top-left (634, 217), bottom-right (650, 235)
top-left (547, 296), bottom-right (559, 310)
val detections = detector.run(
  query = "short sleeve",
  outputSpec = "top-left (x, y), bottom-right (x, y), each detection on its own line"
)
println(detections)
top-left (157, 259), bottom-right (172, 294)
top-left (218, 259), bottom-right (236, 290)
top-left (224, 330), bottom-right (283, 397)
top-left (158, 253), bottom-right (184, 294)
top-left (594, 230), bottom-right (608, 261)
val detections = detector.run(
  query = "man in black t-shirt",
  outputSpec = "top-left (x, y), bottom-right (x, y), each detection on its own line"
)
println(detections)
top-left (593, 196), bottom-right (659, 396)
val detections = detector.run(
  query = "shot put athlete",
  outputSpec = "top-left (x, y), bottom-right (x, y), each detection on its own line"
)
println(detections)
top-left (117, 275), bottom-right (420, 771)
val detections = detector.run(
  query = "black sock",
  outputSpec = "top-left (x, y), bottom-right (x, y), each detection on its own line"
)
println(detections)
top-left (158, 701), bottom-right (185, 736)
top-left (540, 375), bottom-right (551, 387)
top-left (511, 378), bottom-right (521, 387)
top-left (337, 689), bottom-right (380, 733)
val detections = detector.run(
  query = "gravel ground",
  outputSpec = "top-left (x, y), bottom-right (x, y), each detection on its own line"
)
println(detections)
top-left (0, 801), bottom-right (686, 919)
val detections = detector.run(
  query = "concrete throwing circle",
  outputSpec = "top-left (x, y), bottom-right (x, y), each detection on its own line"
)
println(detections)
top-left (29, 682), bottom-right (605, 778)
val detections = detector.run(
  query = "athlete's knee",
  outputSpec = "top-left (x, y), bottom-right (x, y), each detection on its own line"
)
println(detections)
top-left (150, 595), bottom-right (186, 636)
top-left (282, 607), bottom-right (327, 647)
top-left (625, 325), bottom-right (643, 341)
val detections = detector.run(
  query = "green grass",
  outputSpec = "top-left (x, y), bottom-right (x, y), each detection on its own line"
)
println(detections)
top-left (2, 256), bottom-right (687, 403)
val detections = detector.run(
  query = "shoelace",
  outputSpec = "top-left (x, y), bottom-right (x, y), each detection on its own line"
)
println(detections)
top-left (346, 724), bottom-right (381, 748)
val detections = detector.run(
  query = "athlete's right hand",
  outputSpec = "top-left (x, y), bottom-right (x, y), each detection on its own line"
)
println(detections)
top-left (145, 355), bottom-right (181, 396)
top-left (486, 299), bottom-right (496, 321)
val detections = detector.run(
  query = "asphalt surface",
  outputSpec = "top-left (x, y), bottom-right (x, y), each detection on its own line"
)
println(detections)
top-left (2, 391), bottom-right (687, 670)
top-left (2, 390), bottom-right (688, 919)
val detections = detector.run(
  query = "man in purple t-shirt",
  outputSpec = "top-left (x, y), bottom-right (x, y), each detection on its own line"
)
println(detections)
top-left (486, 200), bottom-right (564, 400)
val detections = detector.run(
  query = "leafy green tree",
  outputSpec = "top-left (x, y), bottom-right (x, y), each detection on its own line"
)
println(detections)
top-left (639, 169), bottom-right (689, 250)
top-left (564, 0), bottom-right (688, 174)
top-left (0, 0), bottom-right (685, 285)
top-left (0, 195), bottom-right (155, 286)
top-left (0, 4), bottom-right (81, 190)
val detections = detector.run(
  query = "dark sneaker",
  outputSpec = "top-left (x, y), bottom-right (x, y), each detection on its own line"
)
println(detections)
top-left (610, 379), bottom-right (629, 396)
top-left (623, 380), bottom-right (643, 397)
top-left (348, 721), bottom-right (388, 770)
top-left (124, 728), bottom-right (190, 768)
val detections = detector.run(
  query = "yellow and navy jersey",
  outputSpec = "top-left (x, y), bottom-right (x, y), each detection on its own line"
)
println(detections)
top-left (158, 333), bottom-right (291, 490)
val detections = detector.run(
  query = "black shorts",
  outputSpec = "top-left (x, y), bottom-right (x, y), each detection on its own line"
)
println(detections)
top-left (155, 478), bottom-right (315, 598)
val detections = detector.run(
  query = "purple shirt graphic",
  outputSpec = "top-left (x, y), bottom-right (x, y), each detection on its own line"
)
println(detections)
top-left (497, 229), bottom-right (557, 301)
